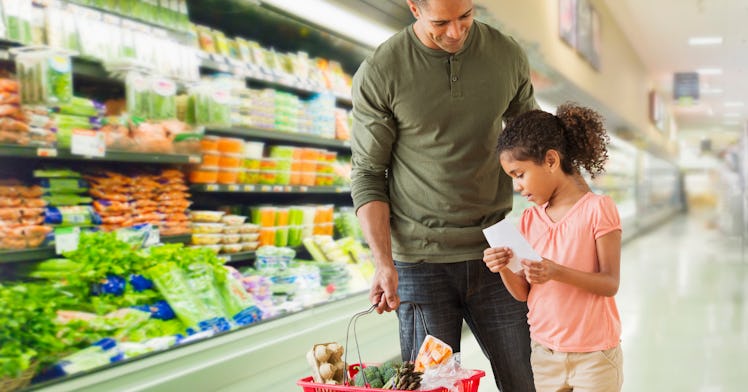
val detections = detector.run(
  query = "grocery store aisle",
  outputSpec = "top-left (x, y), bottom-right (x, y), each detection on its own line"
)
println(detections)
top-left (460, 211), bottom-right (748, 391)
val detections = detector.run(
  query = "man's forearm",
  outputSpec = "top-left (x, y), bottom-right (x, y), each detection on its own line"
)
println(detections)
top-left (356, 200), bottom-right (394, 267)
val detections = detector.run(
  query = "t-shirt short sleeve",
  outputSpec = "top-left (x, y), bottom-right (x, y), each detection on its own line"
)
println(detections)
top-left (594, 195), bottom-right (622, 240)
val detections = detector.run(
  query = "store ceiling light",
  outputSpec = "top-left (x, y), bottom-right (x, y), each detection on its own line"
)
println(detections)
top-left (724, 101), bottom-right (745, 107)
top-left (697, 68), bottom-right (723, 75)
top-left (688, 36), bottom-right (723, 45)
top-left (261, 0), bottom-right (398, 48)
top-left (723, 112), bottom-right (741, 117)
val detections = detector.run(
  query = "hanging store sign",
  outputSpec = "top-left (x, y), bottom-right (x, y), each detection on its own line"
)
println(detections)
top-left (673, 72), bottom-right (699, 103)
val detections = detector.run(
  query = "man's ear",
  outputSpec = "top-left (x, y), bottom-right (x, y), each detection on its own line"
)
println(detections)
top-left (407, 0), bottom-right (420, 18)
top-left (545, 150), bottom-right (561, 172)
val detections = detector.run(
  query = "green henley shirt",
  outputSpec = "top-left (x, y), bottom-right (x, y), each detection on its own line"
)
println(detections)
top-left (350, 21), bottom-right (538, 263)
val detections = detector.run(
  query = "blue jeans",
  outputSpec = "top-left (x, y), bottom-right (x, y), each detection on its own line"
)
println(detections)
top-left (395, 259), bottom-right (535, 392)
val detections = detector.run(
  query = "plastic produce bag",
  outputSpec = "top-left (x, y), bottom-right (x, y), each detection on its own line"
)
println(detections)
top-left (147, 262), bottom-right (209, 329)
top-left (419, 353), bottom-right (476, 392)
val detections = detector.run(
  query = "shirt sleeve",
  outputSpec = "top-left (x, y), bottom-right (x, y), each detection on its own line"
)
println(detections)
top-left (502, 38), bottom-right (539, 123)
top-left (594, 195), bottom-right (622, 239)
top-left (350, 59), bottom-right (398, 213)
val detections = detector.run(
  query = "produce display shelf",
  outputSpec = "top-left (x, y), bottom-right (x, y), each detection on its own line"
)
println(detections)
top-left (51, 0), bottom-right (197, 45)
top-left (200, 57), bottom-right (353, 106)
top-left (217, 251), bottom-right (255, 263)
top-left (0, 234), bottom-right (191, 264)
top-left (0, 144), bottom-right (202, 164)
top-left (190, 184), bottom-right (351, 194)
top-left (206, 126), bottom-right (351, 151)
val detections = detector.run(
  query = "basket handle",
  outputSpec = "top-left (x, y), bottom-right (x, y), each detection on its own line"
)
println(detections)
top-left (400, 301), bottom-right (429, 362)
top-left (342, 301), bottom-right (428, 386)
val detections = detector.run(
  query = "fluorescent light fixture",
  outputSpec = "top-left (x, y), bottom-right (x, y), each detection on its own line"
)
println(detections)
top-left (722, 120), bottom-right (740, 125)
top-left (724, 101), bottom-right (745, 107)
top-left (688, 36), bottom-right (723, 45)
top-left (697, 68), bottom-right (723, 75)
top-left (261, 0), bottom-right (398, 48)
top-left (723, 112), bottom-right (741, 117)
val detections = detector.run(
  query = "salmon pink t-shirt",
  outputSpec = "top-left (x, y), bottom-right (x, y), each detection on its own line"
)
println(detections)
top-left (519, 192), bottom-right (622, 352)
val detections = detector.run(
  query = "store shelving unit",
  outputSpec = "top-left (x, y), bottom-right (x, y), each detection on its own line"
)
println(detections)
top-left (0, 144), bottom-right (202, 164)
top-left (205, 126), bottom-right (351, 151)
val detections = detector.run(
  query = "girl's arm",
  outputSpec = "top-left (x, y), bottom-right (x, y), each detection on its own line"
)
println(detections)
top-left (523, 230), bottom-right (621, 297)
top-left (483, 247), bottom-right (531, 301)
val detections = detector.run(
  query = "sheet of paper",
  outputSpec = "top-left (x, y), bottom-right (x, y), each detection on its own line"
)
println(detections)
top-left (482, 219), bottom-right (542, 272)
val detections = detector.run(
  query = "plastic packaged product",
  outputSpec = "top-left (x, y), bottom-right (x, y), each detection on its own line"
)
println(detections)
top-left (191, 233), bottom-right (223, 245)
top-left (202, 153), bottom-right (220, 166)
top-left (221, 243), bottom-right (242, 253)
top-left (218, 154), bottom-right (242, 168)
top-left (14, 48), bottom-right (73, 105)
top-left (221, 225), bottom-right (241, 235)
top-left (274, 207), bottom-right (289, 226)
top-left (238, 223), bottom-right (259, 234)
top-left (189, 166), bottom-right (218, 184)
top-left (200, 135), bottom-right (219, 152)
top-left (190, 210), bottom-right (225, 223)
top-left (274, 225), bottom-right (289, 247)
top-left (241, 241), bottom-right (259, 252)
top-left (258, 227), bottom-right (275, 246)
top-left (240, 232), bottom-right (260, 242)
top-left (217, 137), bottom-right (243, 154)
top-left (288, 225), bottom-right (304, 247)
top-left (125, 71), bottom-right (150, 118)
top-left (243, 141), bottom-right (264, 159)
top-left (217, 168), bottom-right (241, 184)
top-left (258, 170), bottom-right (278, 185)
top-left (191, 222), bottom-right (225, 234)
top-left (221, 214), bottom-right (247, 225)
top-left (255, 246), bottom-right (296, 270)
top-left (221, 233), bottom-right (241, 244)
top-left (252, 206), bottom-right (276, 227)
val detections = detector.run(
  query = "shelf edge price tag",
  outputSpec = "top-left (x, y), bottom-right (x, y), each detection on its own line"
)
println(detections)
top-left (71, 129), bottom-right (106, 158)
top-left (36, 148), bottom-right (58, 157)
top-left (55, 227), bottom-right (80, 255)
top-left (228, 185), bottom-right (240, 192)
top-left (243, 185), bottom-right (255, 192)
top-left (206, 184), bottom-right (219, 192)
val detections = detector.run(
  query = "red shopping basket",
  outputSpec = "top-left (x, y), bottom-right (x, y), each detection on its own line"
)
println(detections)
top-left (298, 303), bottom-right (486, 391)
top-left (296, 363), bottom-right (486, 392)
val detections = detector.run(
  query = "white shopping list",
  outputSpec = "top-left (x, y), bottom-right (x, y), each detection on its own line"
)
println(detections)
top-left (482, 219), bottom-right (542, 273)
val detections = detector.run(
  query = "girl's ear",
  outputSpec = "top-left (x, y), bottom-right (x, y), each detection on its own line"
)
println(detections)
top-left (545, 150), bottom-right (561, 172)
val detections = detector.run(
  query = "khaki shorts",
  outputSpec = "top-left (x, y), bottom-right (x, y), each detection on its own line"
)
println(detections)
top-left (530, 340), bottom-right (623, 392)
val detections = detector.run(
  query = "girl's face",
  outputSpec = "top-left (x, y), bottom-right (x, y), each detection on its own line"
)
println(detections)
top-left (499, 151), bottom-right (555, 206)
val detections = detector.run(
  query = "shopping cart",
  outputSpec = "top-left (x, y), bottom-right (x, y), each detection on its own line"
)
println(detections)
top-left (296, 303), bottom-right (486, 392)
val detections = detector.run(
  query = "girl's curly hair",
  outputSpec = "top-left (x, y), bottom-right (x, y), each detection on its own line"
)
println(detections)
top-left (497, 102), bottom-right (610, 178)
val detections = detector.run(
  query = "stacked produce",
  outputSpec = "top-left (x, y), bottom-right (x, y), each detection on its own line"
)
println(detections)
top-left (86, 169), bottom-right (191, 235)
top-left (190, 210), bottom-right (259, 254)
top-left (37, 169), bottom-right (100, 232)
top-left (0, 180), bottom-right (51, 250)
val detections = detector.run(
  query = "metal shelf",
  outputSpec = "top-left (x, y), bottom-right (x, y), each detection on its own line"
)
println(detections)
top-left (190, 184), bottom-right (351, 194)
top-left (206, 126), bottom-right (351, 151)
top-left (0, 144), bottom-right (202, 164)
top-left (217, 251), bottom-right (255, 263)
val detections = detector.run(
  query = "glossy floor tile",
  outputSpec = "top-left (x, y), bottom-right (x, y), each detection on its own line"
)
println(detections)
top-left (460, 212), bottom-right (748, 391)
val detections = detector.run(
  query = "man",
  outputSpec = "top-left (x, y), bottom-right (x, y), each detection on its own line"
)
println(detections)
top-left (350, 0), bottom-right (537, 390)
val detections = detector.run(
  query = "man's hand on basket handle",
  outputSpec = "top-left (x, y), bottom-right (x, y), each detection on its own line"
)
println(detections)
top-left (371, 263), bottom-right (399, 313)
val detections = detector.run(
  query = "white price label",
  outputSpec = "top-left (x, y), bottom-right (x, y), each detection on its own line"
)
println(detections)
top-left (228, 185), bottom-right (240, 191)
top-left (145, 226), bottom-right (160, 247)
top-left (71, 130), bottom-right (106, 157)
top-left (55, 227), bottom-right (80, 255)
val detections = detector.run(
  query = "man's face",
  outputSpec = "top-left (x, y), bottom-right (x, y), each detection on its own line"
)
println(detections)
top-left (408, 0), bottom-right (474, 53)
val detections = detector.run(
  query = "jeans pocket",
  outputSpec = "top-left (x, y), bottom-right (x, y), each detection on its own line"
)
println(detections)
top-left (394, 260), bottom-right (426, 270)
top-left (597, 345), bottom-right (621, 368)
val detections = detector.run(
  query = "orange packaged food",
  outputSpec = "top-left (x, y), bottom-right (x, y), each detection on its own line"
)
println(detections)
top-left (189, 167), bottom-right (219, 184)
top-left (217, 137), bottom-right (244, 154)
top-left (414, 335), bottom-right (453, 372)
top-left (218, 154), bottom-right (242, 168)
top-left (217, 168), bottom-right (240, 184)
top-left (202, 153), bottom-right (220, 166)
top-left (200, 135), bottom-right (219, 152)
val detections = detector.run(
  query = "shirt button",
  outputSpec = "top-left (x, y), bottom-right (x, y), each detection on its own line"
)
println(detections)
top-left (452, 76), bottom-right (458, 82)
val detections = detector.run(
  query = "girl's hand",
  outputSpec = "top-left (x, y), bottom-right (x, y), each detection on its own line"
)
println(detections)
top-left (522, 258), bottom-right (558, 284)
top-left (483, 247), bottom-right (513, 274)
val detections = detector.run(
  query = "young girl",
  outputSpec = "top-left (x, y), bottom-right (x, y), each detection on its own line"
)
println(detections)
top-left (483, 103), bottom-right (623, 392)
